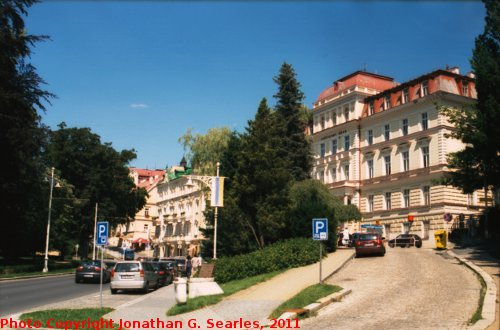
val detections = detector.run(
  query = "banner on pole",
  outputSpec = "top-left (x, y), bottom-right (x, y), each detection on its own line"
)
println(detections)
top-left (211, 177), bottom-right (224, 207)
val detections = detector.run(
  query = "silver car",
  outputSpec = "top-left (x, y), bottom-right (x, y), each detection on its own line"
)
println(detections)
top-left (110, 261), bottom-right (159, 294)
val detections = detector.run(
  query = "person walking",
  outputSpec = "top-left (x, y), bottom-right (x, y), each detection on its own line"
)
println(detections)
top-left (186, 255), bottom-right (193, 278)
top-left (192, 254), bottom-right (200, 276)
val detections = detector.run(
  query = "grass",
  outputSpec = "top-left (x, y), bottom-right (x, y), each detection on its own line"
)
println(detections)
top-left (0, 267), bottom-right (75, 279)
top-left (468, 269), bottom-right (487, 325)
top-left (269, 283), bottom-right (342, 319)
top-left (166, 270), bottom-right (282, 316)
top-left (21, 308), bottom-right (116, 328)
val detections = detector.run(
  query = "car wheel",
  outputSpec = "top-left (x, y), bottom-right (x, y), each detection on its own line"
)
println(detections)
top-left (389, 243), bottom-right (394, 248)
top-left (155, 280), bottom-right (160, 290)
top-left (416, 244), bottom-right (422, 248)
top-left (405, 243), bottom-right (411, 248)
top-left (143, 282), bottom-right (149, 294)
top-left (110, 288), bottom-right (117, 294)
top-left (75, 277), bottom-right (80, 283)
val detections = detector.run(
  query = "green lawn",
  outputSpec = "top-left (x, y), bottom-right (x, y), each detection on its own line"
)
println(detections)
top-left (167, 270), bottom-right (282, 316)
top-left (21, 308), bottom-right (116, 329)
top-left (269, 283), bottom-right (342, 319)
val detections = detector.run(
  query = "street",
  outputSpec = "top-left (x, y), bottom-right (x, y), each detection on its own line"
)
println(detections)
top-left (0, 274), bottom-right (110, 317)
top-left (300, 247), bottom-right (481, 330)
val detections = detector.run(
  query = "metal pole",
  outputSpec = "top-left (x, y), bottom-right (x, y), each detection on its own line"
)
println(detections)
top-left (43, 167), bottom-right (55, 273)
top-left (93, 203), bottom-right (98, 260)
top-left (213, 162), bottom-right (220, 260)
top-left (319, 242), bottom-right (322, 284)
top-left (100, 247), bottom-right (103, 309)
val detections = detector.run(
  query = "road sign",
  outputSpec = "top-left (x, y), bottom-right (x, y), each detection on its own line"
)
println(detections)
top-left (312, 218), bottom-right (328, 241)
top-left (96, 221), bottom-right (108, 246)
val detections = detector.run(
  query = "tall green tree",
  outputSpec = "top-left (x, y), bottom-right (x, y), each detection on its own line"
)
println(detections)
top-left (46, 123), bottom-right (147, 257)
top-left (440, 0), bottom-right (500, 204)
top-left (178, 127), bottom-right (232, 175)
top-left (273, 62), bottom-right (312, 181)
top-left (0, 0), bottom-right (54, 260)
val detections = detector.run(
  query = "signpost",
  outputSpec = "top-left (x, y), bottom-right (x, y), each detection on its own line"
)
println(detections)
top-left (312, 218), bottom-right (328, 284)
top-left (96, 221), bottom-right (108, 309)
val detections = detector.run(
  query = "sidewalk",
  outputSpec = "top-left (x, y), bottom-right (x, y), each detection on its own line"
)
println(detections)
top-left (104, 248), bottom-right (355, 329)
top-left (451, 245), bottom-right (499, 330)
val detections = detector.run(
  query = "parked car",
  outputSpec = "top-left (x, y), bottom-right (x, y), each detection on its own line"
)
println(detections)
top-left (151, 262), bottom-right (174, 286)
top-left (110, 261), bottom-right (159, 294)
top-left (160, 257), bottom-right (187, 276)
top-left (348, 233), bottom-right (361, 247)
top-left (158, 260), bottom-right (178, 278)
top-left (103, 260), bottom-right (117, 269)
top-left (354, 233), bottom-right (385, 257)
top-left (388, 234), bottom-right (422, 248)
top-left (75, 260), bottom-right (111, 283)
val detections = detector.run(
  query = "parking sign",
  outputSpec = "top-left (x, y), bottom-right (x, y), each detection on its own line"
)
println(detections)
top-left (312, 218), bottom-right (328, 241)
top-left (96, 221), bottom-right (108, 246)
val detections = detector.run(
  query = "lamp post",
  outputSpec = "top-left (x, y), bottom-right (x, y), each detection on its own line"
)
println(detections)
top-left (43, 167), bottom-right (56, 273)
top-left (184, 162), bottom-right (224, 259)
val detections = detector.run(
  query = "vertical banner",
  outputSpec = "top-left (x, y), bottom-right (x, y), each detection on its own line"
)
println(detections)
top-left (211, 177), bottom-right (224, 207)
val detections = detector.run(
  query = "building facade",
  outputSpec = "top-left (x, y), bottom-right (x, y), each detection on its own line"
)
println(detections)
top-left (311, 67), bottom-right (485, 239)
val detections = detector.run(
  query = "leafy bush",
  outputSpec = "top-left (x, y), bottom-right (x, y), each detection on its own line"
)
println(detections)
top-left (213, 238), bottom-right (321, 283)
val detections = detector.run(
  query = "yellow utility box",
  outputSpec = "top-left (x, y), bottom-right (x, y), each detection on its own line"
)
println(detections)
top-left (434, 230), bottom-right (447, 249)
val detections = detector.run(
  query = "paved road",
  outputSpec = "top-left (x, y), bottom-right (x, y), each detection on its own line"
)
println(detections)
top-left (300, 247), bottom-right (481, 330)
top-left (0, 274), bottom-right (109, 317)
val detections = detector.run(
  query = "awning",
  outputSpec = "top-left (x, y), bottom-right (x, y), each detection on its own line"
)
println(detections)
top-left (133, 238), bottom-right (149, 244)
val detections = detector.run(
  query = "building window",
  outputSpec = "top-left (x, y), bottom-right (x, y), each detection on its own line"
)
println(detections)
top-left (403, 88), bottom-right (409, 103)
top-left (332, 110), bottom-right (337, 125)
top-left (402, 151), bottom-right (410, 172)
top-left (144, 224), bottom-right (149, 233)
top-left (402, 118), bottom-right (409, 136)
top-left (331, 168), bottom-right (337, 182)
top-left (319, 170), bottom-right (324, 183)
top-left (422, 186), bottom-right (431, 205)
top-left (344, 107), bottom-right (349, 121)
top-left (344, 135), bottom-right (350, 151)
top-left (384, 155), bottom-right (391, 175)
top-left (385, 96), bottom-right (391, 109)
top-left (332, 139), bottom-right (337, 154)
top-left (462, 83), bottom-right (469, 96)
top-left (422, 80), bottom-right (429, 97)
top-left (367, 159), bottom-right (374, 179)
top-left (145, 208), bottom-right (149, 218)
top-left (320, 143), bottom-right (326, 158)
top-left (369, 102), bottom-right (374, 115)
top-left (368, 195), bottom-right (374, 212)
top-left (384, 124), bottom-right (390, 141)
top-left (422, 146), bottom-right (430, 168)
top-left (385, 192), bottom-right (392, 210)
top-left (367, 129), bottom-right (373, 145)
top-left (421, 112), bottom-right (428, 130)
top-left (320, 116), bottom-right (325, 130)
top-left (344, 164), bottom-right (349, 180)
top-left (403, 189), bottom-right (410, 208)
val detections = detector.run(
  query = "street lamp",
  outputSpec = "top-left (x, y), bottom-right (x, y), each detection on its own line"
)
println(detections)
top-left (184, 162), bottom-right (224, 259)
top-left (43, 167), bottom-right (60, 273)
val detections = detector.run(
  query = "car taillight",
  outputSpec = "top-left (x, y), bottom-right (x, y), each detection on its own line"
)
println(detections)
top-left (355, 240), bottom-right (361, 246)
top-left (77, 266), bottom-right (83, 271)
top-left (377, 239), bottom-right (382, 245)
top-left (111, 269), bottom-right (115, 278)
top-left (140, 269), bottom-right (144, 277)
top-left (159, 271), bottom-right (165, 275)
top-left (94, 266), bottom-right (101, 271)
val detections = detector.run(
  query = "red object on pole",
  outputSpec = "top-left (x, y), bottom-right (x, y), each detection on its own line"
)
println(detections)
top-left (408, 215), bottom-right (414, 222)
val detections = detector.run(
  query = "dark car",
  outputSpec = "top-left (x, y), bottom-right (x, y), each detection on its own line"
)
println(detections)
top-left (348, 233), bottom-right (361, 247)
top-left (388, 234), bottom-right (422, 248)
top-left (158, 260), bottom-right (178, 278)
top-left (75, 260), bottom-right (111, 283)
top-left (354, 233), bottom-right (385, 257)
top-left (160, 257), bottom-right (186, 276)
top-left (152, 262), bottom-right (174, 286)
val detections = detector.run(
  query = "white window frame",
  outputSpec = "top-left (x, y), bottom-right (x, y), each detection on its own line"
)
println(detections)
top-left (367, 129), bottom-right (373, 145)
top-left (403, 189), bottom-right (410, 208)
top-left (422, 186), bottom-right (431, 205)
top-left (330, 167), bottom-right (337, 182)
top-left (422, 80), bottom-right (429, 97)
top-left (369, 102), bottom-right (374, 115)
top-left (367, 159), bottom-right (374, 179)
top-left (421, 112), bottom-right (428, 130)
top-left (332, 139), bottom-right (337, 154)
top-left (344, 135), bottom-right (350, 151)
top-left (402, 151), bottom-right (410, 172)
top-left (402, 118), bottom-right (409, 136)
top-left (320, 143), bottom-right (326, 158)
top-left (422, 145), bottom-right (430, 168)
top-left (384, 124), bottom-right (390, 141)
top-left (403, 88), bottom-right (409, 103)
top-left (385, 96), bottom-right (391, 109)
top-left (344, 164), bottom-right (350, 181)
top-left (344, 106), bottom-right (349, 121)
top-left (384, 155), bottom-right (391, 175)
top-left (368, 195), bottom-right (374, 212)
top-left (385, 192), bottom-right (392, 210)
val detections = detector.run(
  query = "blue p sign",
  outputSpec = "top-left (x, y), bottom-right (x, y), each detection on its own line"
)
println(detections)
top-left (97, 221), bottom-right (108, 246)
top-left (313, 218), bottom-right (328, 241)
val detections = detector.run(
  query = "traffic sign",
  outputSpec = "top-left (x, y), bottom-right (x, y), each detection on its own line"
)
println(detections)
top-left (312, 218), bottom-right (328, 241)
top-left (96, 221), bottom-right (108, 246)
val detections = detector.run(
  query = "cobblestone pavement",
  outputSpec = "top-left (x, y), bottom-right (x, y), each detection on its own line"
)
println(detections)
top-left (300, 247), bottom-right (481, 330)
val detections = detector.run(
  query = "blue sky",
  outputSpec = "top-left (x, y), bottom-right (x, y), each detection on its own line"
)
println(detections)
top-left (26, 1), bottom-right (485, 169)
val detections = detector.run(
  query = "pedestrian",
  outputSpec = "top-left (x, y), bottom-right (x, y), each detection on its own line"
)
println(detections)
top-left (186, 255), bottom-right (192, 278)
top-left (192, 254), bottom-right (200, 276)
top-left (342, 227), bottom-right (350, 246)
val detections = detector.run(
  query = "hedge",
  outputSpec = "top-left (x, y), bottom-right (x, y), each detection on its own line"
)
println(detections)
top-left (213, 238), bottom-right (322, 283)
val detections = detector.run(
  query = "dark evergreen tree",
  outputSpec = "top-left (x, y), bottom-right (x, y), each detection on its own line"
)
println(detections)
top-left (0, 0), bottom-right (54, 260)
top-left (440, 0), bottom-right (500, 204)
top-left (273, 62), bottom-right (312, 181)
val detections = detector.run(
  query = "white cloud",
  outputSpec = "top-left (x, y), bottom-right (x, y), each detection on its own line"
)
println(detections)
top-left (129, 103), bottom-right (149, 109)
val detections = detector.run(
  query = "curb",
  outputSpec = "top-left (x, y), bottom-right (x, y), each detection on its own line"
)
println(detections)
top-left (0, 272), bottom-right (74, 282)
top-left (323, 250), bottom-right (355, 282)
top-left (272, 288), bottom-right (352, 322)
top-left (447, 250), bottom-right (497, 330)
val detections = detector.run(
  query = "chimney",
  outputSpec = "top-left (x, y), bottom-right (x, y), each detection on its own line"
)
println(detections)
top-left (467, 71), bottom-right (475, 79)
top-left (447, 66), bottom-right (460, 74)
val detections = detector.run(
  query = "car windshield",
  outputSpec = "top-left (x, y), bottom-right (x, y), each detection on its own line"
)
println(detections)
top-left (160, 261), bottom-right (175, 268)
top-left (359, 234), bottom-right (378, 241)
top-left (115, 263), bottom-right (140, 272)
top-left (81, 261), bottom-right (101, 267)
